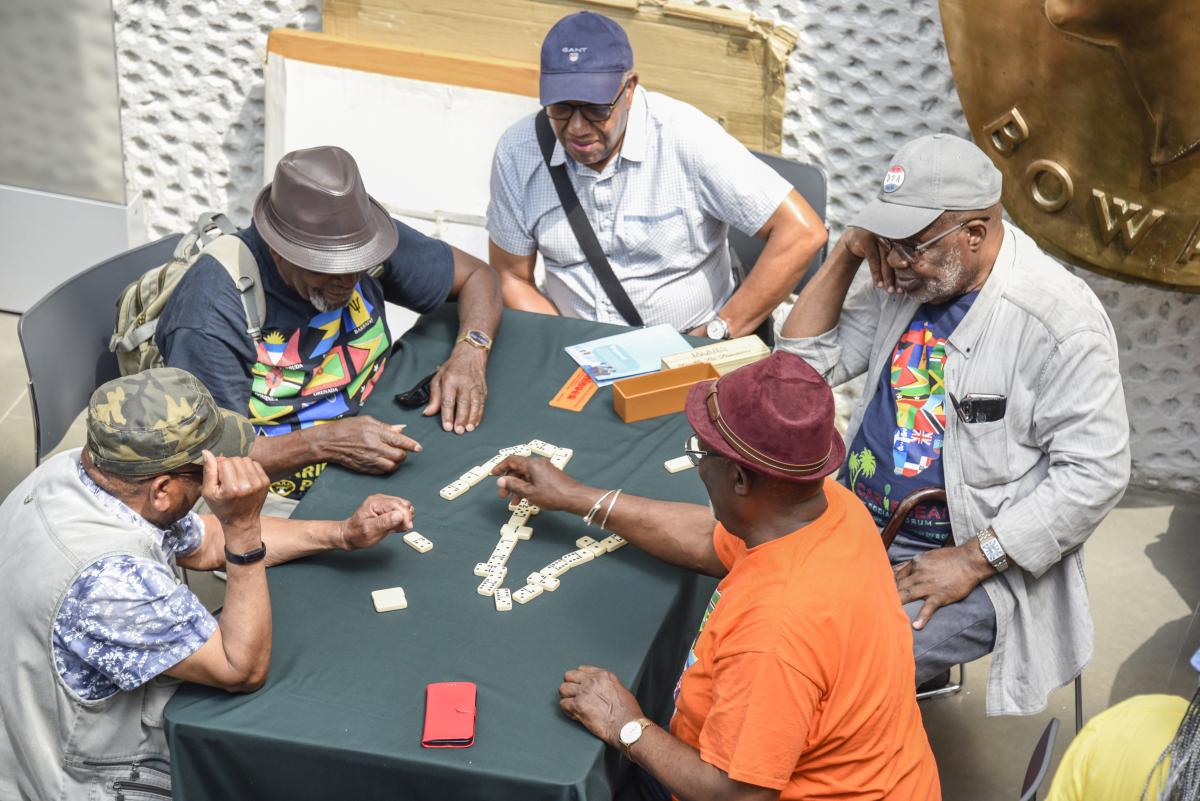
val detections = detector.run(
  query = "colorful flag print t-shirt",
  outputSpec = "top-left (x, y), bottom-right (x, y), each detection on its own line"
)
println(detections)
top-left (842, 291), bottom-right (978, 546)
top-left (156, 221), bottom-right (455, 501)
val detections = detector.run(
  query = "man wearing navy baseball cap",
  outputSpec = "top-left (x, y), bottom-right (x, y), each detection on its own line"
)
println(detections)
top-left (486, 11), bottom-right (827, 338)
top-left (778, 133), bottom-right (1131, 718)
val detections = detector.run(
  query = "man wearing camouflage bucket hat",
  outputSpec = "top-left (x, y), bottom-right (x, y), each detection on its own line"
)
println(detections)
top-left (0, 368), bottom-right (416, 800)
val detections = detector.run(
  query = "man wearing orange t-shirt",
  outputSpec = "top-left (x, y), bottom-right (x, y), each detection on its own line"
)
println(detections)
top-left (495, 352), bottom-right (939, 800)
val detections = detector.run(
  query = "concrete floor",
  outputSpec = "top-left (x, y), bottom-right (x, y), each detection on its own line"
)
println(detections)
top-left (3, 310), bottom-right (1198, 799)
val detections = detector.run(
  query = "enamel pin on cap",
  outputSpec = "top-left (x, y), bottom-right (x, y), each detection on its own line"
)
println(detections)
top-left (882, 165), bottom-right (906, 193)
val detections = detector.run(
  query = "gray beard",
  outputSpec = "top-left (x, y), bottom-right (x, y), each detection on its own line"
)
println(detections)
top-left (307, 289), bottom-right (334, 313)
top-left (913, 246), bottom-right (967, 304)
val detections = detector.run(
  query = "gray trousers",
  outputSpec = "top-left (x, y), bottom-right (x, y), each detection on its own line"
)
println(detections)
top-left (888, 533), bottom-right (997, 685)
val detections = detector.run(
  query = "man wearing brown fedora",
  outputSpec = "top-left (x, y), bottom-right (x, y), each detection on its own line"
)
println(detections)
top-left (157, 146), bottom-right (501, 510)
top-left (492, 352), bottom-right (940, 800)
top-left (777, 134), bottom-right (1129, 717)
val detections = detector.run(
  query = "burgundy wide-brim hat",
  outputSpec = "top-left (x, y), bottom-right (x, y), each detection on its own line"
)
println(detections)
top-left (685, 351), bottom-right (846, 483)
top-left (253, 145), bottom-right (398, 274)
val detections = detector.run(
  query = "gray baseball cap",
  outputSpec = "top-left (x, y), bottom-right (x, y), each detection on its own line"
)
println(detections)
top-left (850, 133), bottom-right (1003, 239)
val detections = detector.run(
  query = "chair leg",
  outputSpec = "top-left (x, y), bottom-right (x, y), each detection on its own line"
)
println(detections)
top-left (917, 662), bottom-right (966, 701)
top-left (1074, 675), bottom-right (1084, 734)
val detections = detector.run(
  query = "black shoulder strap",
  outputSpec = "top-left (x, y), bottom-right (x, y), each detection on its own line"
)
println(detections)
top-left (534, 110), bottom-right (644, 327)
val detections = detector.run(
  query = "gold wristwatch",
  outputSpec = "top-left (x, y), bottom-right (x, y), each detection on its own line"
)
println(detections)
top-left (456, 329), bottom-right (492, 352)
top-left (619, 717), bottom-right (654, 759)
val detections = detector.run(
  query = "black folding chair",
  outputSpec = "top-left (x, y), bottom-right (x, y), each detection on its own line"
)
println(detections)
top-left (1019, 718), bottom-right (1060, 801)
top-left (18, 235), bottom-right (182, 462)
top-left (728, 151), bottom-right (829, 294)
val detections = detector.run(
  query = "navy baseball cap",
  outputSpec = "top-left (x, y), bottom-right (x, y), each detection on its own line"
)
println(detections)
top-left (540, 12), bottom-right (633, 106)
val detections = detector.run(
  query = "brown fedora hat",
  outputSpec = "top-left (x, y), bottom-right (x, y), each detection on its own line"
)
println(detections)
top-left (684, 351), bottom-right (846, 483)
top-left (253, 146), bottom-right (399, 274)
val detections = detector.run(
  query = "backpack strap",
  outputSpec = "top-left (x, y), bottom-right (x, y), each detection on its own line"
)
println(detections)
top-left (202, 234), bottom-right (266, 344)
top-left (534, 110), bottom-right (644, 327)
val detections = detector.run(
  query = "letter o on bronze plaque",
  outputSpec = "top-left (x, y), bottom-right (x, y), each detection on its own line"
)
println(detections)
top-left (1024, 159), bottom-right (1074, 213)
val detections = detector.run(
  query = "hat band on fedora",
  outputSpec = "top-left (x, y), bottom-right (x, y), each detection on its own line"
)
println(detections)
top-left (706, 384), bottom-right (833, 477)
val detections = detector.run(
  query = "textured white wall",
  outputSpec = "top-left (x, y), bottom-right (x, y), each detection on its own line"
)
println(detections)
top-left (112, 0), bottom-right (1198, 491)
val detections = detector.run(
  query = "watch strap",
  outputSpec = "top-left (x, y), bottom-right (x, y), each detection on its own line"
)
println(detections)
top-left (620, 716), bottom-right (654, 759)
top-left (456, 329), bottom-right (492, 351)
top-left (224, 542), bottom-right (267, 566)
top-left (976, 528), bottom-right (1009, 573)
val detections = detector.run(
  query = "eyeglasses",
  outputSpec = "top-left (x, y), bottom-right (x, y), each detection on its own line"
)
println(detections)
top-left (544, 80), bottom-right (631, 123)
top-left (879, 220), bottom-right (970, 264)
top-left (683, 435), bottom-right (711, 467)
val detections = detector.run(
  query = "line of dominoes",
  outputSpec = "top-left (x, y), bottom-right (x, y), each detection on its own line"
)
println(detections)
top-left (440, 441), bottom-right (573, 501)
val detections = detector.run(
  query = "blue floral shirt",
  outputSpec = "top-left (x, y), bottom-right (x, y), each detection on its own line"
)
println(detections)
top-left (53, 464), bottom-right (217, 701)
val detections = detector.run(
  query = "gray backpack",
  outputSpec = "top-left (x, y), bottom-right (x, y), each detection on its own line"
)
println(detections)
top-left (109, 213), bottom-right (266, 376)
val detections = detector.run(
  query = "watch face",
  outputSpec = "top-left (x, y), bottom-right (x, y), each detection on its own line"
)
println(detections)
top-left (706, 319), bottom-right (727, 339)
top-left (981, 538), bottom-right (1004, 562)
top-left (468, 331), bottom-right (491, 348)
top-left (619, 720), bottom-right (643, 746)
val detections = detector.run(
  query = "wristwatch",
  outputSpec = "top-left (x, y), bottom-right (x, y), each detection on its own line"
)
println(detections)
top-left (619, 717), bottom-right (654, 759)
top-left (225, 542), bottom-right (267, 566)
top-left (456, 329), bottom-right (493, 352)
top-left (976, 528), bottom-right (1009, 573)
top-left (705, 316), bottom-right (730, 340)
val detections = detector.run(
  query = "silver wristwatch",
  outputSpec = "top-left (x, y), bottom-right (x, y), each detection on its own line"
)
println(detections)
top-left (705, 315), bottom-right (730, 340)
top-left (976, 528), bottom-right (1009, 573)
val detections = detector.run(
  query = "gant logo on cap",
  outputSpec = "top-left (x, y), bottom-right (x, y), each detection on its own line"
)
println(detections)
top-left (882, 165), bottom-right (906, 193)
top-left (562, 46), bottom-right (587, 63)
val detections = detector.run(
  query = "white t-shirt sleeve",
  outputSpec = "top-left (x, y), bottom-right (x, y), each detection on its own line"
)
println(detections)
top-left (486, 123), bottom-right (539, 257)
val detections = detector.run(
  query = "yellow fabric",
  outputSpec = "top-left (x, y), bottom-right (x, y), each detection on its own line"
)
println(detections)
top-left (1046, 694), bottom-right (1189, 801)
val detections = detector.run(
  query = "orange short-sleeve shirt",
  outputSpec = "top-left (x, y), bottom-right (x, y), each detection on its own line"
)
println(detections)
top-left (669, 480), bottom-right (940, 799)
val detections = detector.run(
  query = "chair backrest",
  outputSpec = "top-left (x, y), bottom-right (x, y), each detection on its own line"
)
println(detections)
top-left (1018, 717), bottom-right (1060, 801)
top-left (728, 152), bottom-right (828, 293)
top-left (18, 234), bottom-right (183, 462)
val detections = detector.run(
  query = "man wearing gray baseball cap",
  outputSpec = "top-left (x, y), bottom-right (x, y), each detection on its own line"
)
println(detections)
top-left (778, 133), bottom-right (1130, 717)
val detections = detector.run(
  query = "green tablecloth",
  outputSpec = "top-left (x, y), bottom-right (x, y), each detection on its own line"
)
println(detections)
top-left (165, 307), bottom-right (716, 801)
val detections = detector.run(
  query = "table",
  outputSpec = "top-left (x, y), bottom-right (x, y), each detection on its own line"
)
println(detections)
top-left (165, 306), bottom-right (716, 801)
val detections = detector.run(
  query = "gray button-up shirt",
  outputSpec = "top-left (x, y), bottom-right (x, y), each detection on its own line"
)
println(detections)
top-left (777, 222), bottom-right (1130, 716)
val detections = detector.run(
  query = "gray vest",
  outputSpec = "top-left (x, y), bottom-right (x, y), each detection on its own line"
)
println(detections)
top-left (0, 451), bottom-right (178, 800)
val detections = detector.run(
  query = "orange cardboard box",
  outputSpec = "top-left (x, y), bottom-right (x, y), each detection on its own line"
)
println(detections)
top-left (612, 363), bottom-right (720, 423)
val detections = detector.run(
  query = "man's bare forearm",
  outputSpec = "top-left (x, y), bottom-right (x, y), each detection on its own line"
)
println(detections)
top-left (453, 254), bottom-right (503, 338)
top-left (191, 513), bottom-right (344, 569)
top-left (558, 487), bottom-right (723, 577)
top-left (248, 429), bottom-right (320, 480)
top-left (631, 726), bottom-right (778, 801)
top-left (500, 273), bottom-right (561, 315)
top-left (779, 239), bottom-right (861, 339)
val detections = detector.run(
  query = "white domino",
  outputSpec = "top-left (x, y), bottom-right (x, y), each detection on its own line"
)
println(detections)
top-left (586, 541), bottom-right (607, 559)
top-left (508, 497), bottom-right (530, 513)
top-left (663, 455), bottom-right (695, 473)
top-left (478, 573), bottom-right (503, 596)
top-left (544, 559), bottom-right (569, 578)
top-left (571, 548), bottom-right (595, 564)
top-left (439, 480), bottom-right (469, 500)
top-left (550, 447), bottom-right (573, 469)
top-left (501, 523), bottom-right (533, 541)
top-left (508, 511), bottom-right (531, 528)
top-left (371, 586), bottom-right (407, 612)
top-left (462, 467), bottom-right (490, 487)
top-left (402, 531), bottom-right (433, 553)
top-left (526, 572), bottom-right (544, 586)
top-left (601, 534), bottom-right (627, 553)
top-left (527, 439), bottom-right (557, 457)
top-left (575, 535), bottom-right (597, 549)
top-left (526, 504), bottom-right (540, 516)
top-left (494, 588), bottom-right (512, 612)
top-left (482, 454), bottom-right (505, 472)
top-left (474, 562), bottom-right (493, 577)
top-left (499, 445), bottom-right (533, 457)
top-left (537, 574), bottom-right (560, 592)
top-left (513, 584), bottom-right (544, 604)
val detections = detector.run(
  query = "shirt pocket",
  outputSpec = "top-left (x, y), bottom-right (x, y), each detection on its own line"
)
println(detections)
top-left (617, 208), bottom-right (695, 268)
top-left (956, 418), bottom-right (1011, 488)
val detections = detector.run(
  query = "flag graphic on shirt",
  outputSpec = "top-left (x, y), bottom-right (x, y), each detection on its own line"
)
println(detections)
top-left (889, 322), bottom-right (947, 477)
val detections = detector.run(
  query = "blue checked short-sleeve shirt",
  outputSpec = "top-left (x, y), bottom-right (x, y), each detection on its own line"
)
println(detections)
top-left (53, 464), bottom-right (217, 702)
top-left (487, 87), bottom-right (792, 331)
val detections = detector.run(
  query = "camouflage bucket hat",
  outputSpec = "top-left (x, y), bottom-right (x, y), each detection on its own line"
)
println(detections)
top-left (86, 367), bottom-right (256, 477)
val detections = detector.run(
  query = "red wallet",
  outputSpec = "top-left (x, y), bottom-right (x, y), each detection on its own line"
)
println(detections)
top-left (422, 682), bottom-right (477, 748)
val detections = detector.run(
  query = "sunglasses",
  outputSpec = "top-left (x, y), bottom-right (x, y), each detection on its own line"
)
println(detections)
top-left (544, 80), bottom-right (632, 124)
